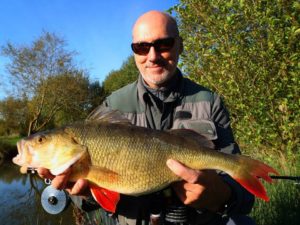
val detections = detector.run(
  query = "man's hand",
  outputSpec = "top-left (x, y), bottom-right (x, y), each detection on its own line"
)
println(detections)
top-left (166, 159), bottom-right (232, 212)
top-left (37, 168), bottom-right (90, 196)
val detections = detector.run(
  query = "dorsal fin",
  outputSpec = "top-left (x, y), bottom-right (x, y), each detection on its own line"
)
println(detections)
top-left (88, 109), bottom-right (131, 124)
top-left (167, 129), bottom-right (215, 149)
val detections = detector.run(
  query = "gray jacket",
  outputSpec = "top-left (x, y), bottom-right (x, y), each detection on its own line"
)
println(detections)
top-left (79, 70), bottom-right (254, 225)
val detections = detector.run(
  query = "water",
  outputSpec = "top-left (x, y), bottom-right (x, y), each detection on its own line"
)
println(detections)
top-left (0, 161), bottom-right (76, 225)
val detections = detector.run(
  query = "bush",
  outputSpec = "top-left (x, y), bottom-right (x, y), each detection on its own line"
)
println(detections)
top-left (103, 56), bottom-right (139, 95)
top-left (172, 0), bottom-right (299, 154)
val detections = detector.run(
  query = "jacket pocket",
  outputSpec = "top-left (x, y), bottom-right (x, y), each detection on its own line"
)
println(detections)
top-left (172, 118), bottom-right (217, 140)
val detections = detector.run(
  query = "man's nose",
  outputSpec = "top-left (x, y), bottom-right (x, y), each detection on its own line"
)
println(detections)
top-left (148, 46), bottom-right (160, 61)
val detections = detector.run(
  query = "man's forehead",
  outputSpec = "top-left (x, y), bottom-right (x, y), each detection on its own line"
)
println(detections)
top-left (132, 22), bottom-right (170, 42)
top-left (132, 11), bottom-right (179, 43)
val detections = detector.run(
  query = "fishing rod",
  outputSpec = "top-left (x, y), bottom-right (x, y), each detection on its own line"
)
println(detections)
top-left (270, 175), bottom-right (300, 182)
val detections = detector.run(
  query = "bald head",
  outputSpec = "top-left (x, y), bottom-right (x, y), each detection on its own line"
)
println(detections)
top-left (131, 10), bottom-right (183, 89)
top-left (132, 10), bottom-right (179, 42)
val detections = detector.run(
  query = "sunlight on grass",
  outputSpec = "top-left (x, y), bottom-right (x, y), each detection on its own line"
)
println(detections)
top-left (245, 147), bottom-right (300, 225)
top-left (251, 178), bottom-right (300, 225)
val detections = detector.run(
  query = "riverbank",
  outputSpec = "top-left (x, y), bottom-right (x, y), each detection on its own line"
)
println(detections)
top-left (0, 136), bottom-right (19, 165)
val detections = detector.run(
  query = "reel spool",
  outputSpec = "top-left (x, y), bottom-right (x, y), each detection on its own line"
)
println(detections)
top-left (41, 185), bottom-right (70, 214)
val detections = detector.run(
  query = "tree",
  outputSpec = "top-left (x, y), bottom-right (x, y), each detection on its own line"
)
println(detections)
top-left (103, 56), bottom-right (139, 95)
top-left (0, 97), bottom-right (28, 136)
top-left (2, 32), bottom-right (92, 135)
top-left (28, 71), bottom-right (91, 130)
top-left (87, 81), bottom-right (105, 113)
top-left (172, 0), bottom-right (299, 153)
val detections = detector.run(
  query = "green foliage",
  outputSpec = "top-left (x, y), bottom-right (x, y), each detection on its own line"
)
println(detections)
top-left (0, 136), bottom-right (20, 146)
top-left (0, 97), bottom-right (28, 136)
top-left (39, 71), bottom-right (91, 127)
top-left (87, 81), bottom-right (105, 113)
top-left (1, 32), bottom-right (103, 134)
top-left (172, 0), bottom-right (299, 154)
top-left (103, 56), bottom-right (139, 95)
top-left (172, 3), bottom-right (300, 221)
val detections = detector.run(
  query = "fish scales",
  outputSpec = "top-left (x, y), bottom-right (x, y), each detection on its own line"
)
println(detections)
top-left (69, 122), bottom-right (181, 194)
top-left (67, 122), bottom-right (236, 195)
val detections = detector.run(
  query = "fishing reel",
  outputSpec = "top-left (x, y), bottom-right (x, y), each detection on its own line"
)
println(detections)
top-left (27, 168), bottom-right (71, 214)
top-left (41, 184), bottom-right (70, 214)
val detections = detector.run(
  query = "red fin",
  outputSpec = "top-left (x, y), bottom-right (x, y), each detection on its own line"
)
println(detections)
top-left (90, 184), bottom-right (120, 213)
top-left (233, 156), bottom-right (279, 201)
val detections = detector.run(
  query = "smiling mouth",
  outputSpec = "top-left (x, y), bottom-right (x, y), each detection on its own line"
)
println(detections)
top-left (147, 65), bottom-right (164, 71)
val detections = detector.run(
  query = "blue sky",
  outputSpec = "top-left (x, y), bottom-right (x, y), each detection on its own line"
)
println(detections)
top-left (0, 0), bottom-right (179, 99)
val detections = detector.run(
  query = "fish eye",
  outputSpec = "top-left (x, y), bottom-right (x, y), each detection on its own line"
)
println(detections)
top-left (37, 135), bottom-right (46, 143)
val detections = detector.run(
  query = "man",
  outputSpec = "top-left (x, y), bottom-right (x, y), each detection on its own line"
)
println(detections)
top-left (38, 10), bottom-right (255, 225)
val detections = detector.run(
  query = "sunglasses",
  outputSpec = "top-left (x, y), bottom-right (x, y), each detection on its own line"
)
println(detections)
top-left (131, 37), bottom-right (175, 55)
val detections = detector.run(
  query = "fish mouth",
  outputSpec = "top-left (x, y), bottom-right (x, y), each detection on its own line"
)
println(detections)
top-left (12, 140), bottom-right (24, 166)
top-left (12, 140), bottom-right (33, 167)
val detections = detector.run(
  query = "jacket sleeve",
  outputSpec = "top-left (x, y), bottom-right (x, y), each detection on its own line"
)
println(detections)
top-left (211, 93), bottom-right (254, 216)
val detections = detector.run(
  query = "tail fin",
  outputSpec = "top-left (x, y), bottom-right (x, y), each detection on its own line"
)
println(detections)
top-left (232, 156), bottom-right (279, 201)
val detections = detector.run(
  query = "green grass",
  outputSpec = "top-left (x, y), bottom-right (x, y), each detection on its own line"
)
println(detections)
top-left (0, 136), bottom-right (21, 145)
top-left (245, 147), bottom-right (300, 225)
top-left (251, 180), bottom-right (300, 225)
